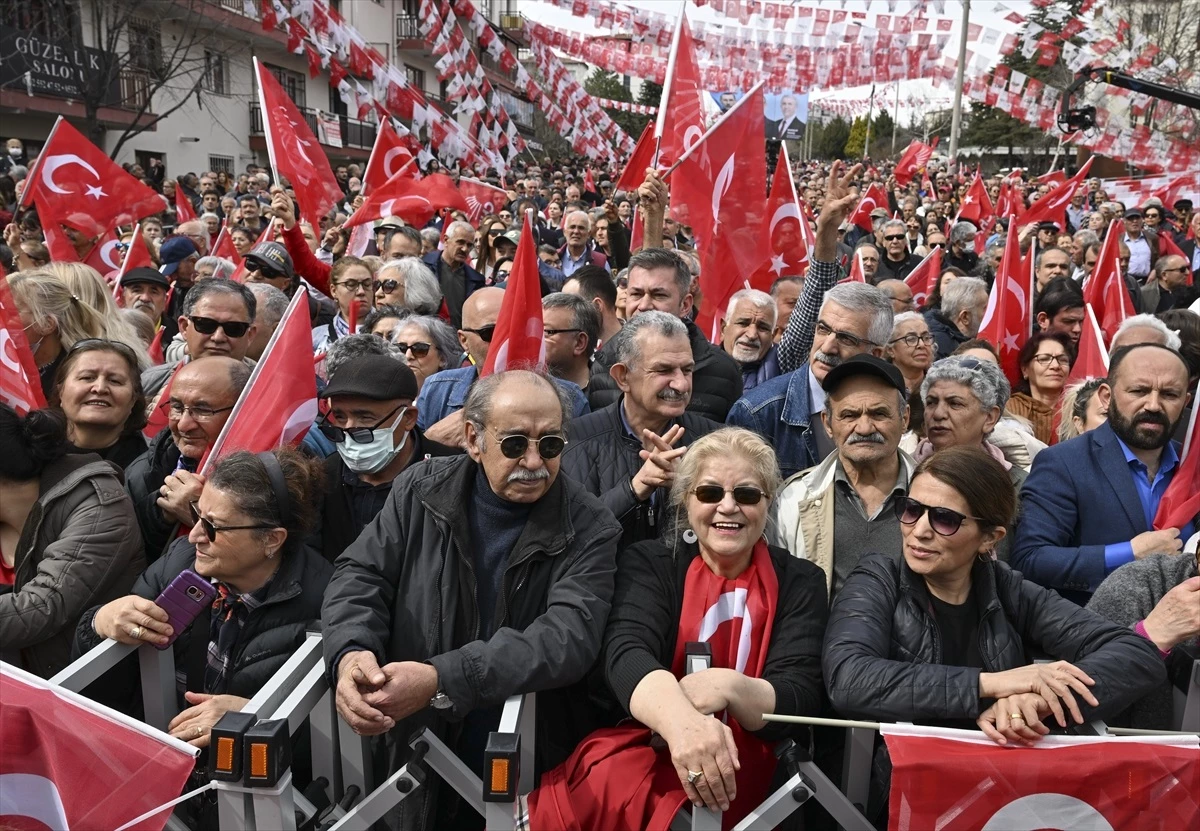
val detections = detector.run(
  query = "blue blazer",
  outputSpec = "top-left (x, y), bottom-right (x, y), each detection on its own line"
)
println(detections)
top-left (1012, 421), bottom-right (1195, 604)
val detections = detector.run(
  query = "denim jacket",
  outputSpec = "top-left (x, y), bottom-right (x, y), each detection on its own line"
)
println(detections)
top-left (725, 365), bottom-right (817, 479)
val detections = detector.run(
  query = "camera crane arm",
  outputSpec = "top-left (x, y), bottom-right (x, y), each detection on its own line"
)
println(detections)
top-left (1058, 66), bottom-right (1200, 133)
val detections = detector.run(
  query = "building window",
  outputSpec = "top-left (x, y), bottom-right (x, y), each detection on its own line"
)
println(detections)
top-left (265, 64), bottom-right (306, 108)
top-left (128, 18), bottom-right (163, 79)
top-left (1141, 13), bottom-right (1161, 33)
top-left (477, 0), bottom-right (494, 19)
top-left (203, 51), bottom-right (228, 95)
top-left (208, 155), bottom-right (234, 175)
top-left (405, 65), bottom-right (425, 91)
top-left (1, 0), bottom-right (77, 40)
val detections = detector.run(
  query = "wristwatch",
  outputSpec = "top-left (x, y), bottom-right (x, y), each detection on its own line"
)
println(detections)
top-left (429, 689), bottom-right (453, 710)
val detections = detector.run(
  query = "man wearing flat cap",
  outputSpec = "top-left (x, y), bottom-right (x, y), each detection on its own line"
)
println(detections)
top-left (769, 354), bottom-right (914, 598)
top-left (311, 353), bottom-right (458, 563)
top-left (1121, 207), bottom-right (1158, 283)
top-left (120, 266), bottom-right (176, 343)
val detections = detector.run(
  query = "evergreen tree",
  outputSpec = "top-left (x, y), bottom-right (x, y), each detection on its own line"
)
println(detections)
top-left (585, 68), bottom-right (650, 138)
top-left (812, 116), bottom-right (851, 159)
top-left (844, 117), bottom-right (869, 159)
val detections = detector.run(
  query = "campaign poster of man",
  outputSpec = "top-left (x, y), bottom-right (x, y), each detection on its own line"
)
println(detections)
top-left (709, 91), bottom-right (809, 141)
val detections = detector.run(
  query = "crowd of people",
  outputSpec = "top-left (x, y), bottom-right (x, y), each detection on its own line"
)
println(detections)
top-left (1, 145), bottom-right (1198, 830)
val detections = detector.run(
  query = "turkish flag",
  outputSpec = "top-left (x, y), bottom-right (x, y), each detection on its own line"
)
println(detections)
top-left (584, 168), bottom-right (597, 194)
top-left (0, 663), bottom-right (196, 831)
top-left (670, 83), bottom-right (768, 340)
top-left (842, 249), bottom-right (867, 284)
top-left (750, 145), bottom-right (809, 292)
top-left (1015, 157), bottom-right (1094, 229)
top-left (1159, 231), bottom-right (1193, 286)
top-left (884, 725), bottom-right (1200, 831)
top-left (254, 58), bottom-right (344, 232)
top-left (654, 11), bottom-right (706, 169)
top-left (362, 118), bottom-right (418, 195)
top-left (210, 223), bottom-right (241, 264)
top-left (0, 277), bottom-right (46, 415)
top-left (1083, 218), bottom-right (1135, 344)
top-left (481, 213), bottom-right (544, 377)
top-left (458, 176), bottom-right (509, 224)
top-left (977, 220), bottom-right (1030, 386)
top-left (84, 229), bottom-right (126, 276)
top-left (342, 160), bottom-right (434, 229)
top-left (904, 245), bottom-right (943, 308)
top-left (893, 139), bottom-right (934, 187)
top-left (1037, 168), bottom-right (1067, 185)
top-left (174, 186), bottom-right (197, 223)
top-left (616, 122), bottom-right (656, 194)
top-left (629, 203), bottom-right (644, 251)
top-left (1154, 380), bottom-right (1199, 531)
top-left (848, 182), bottom-right (889, 232)
top-left (199, 291), bottom-right (318, 471)
top-left (19, 118), bottom-right (167, 237)
top-left (142, 360), bottom-right (181, 440)
top-left (1066, 304), bottom-right (1110, 384)
top-left (958, 172), bottom-right (994, 225)
top-left (417, 173), bottom-right (470, 215)
top-left (994, 180), bottom-right (1020, 219)
top-left (41, 223), bottom-right (82, 263)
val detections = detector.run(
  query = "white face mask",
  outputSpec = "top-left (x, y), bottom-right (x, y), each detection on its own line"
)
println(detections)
top-left (8, 146), bottom-right (22, 158)
top-left (335, 407), bottom-right (409, 474)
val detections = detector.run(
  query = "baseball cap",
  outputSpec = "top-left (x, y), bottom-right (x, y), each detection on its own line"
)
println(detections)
top-left (244, 241), bottom-right (295, 279)
top-left (1124, 208), bottom-right (1143, 219)
top-left (869, 207), bottom-right (889, 219)
top-left (498, 230), bottom-right (521, 247)
top-left (374, 216), bottom-right (405, 231)
top-left (158, 236), bottom-right (198, 276)
top-left (821, 354), bottom-right (907, 396)
top-left (322, 355), bottom-right (418, 401)
top-left (120, 266), bottom-right (170, 290)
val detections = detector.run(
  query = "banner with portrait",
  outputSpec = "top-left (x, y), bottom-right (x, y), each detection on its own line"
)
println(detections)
top-left (708, 91), bottom-right (809, 141)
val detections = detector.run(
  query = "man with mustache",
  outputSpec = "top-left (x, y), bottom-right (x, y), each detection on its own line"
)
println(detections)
top-left (770, 355), bottom-right (914, 597)
top-left (720, 288), bottom-right (780, 392)
top-left (323, 370), bottom-right (621, 826)
top-left (1014, 344), bottom-right (1195, 605)
top-left (561, 312), bottom-right (722, 547)
top-left (119, 267), bottom-right (176, 345)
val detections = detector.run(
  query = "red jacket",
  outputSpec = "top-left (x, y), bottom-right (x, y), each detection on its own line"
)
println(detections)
top-left (281, 223), bottom-right (332, 297)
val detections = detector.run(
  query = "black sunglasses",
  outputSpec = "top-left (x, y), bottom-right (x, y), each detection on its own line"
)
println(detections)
top-left (895, 497), bottom-right (986, 536)
top-left (494, 433), bottom-right (567, 460)
top-left (318, 403), bottom-right (406, 444)
top-left (884, 234), bottom-right (906, 241)
top-left (692, 485), bottom-right (766, 505)
top-left (188, 316), bottom-right (251, 338)
top-left (247, 261), bottom-right (284, 280)
top-left (374, 279), bottom-right (400, 293)
top-left (189, 502), bottom-right (275, 542)
top-left (461, 325), bottom-right (495, 342)
top-left (395, 341), bottom-right (432, 357)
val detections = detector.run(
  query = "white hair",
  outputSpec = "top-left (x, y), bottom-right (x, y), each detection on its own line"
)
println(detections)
top-left (890, 310), bottom-right (926, 334)
top-left (725, 288), bottom-right (777, 327)
top-left (378, 257), bottom-right (442, 316)
top-left (564, 210), bottom-right (591, 230)
top-left (444, 220), bottom-right (475, 240)
top-left (1112, 314), bottom-right (1182, 351)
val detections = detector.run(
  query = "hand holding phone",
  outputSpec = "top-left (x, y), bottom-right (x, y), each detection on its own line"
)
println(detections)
top-left (154, 569), bottom-right (217, 650)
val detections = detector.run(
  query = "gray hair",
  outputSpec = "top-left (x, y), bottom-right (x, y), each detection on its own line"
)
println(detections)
top-left (984, 239), bottom-right (1005, 261)
top-left (949, 221), bottom-right (977, 245)
top-left (196, 256), bottom-right (235, 280)
top-left (921, 355), bottom-right (1011, 413)
top-left (245, 282), bottom-right (289, 330)
top-left (940, 276), bottom-right (987, 330)
top-left (1073, 229), bottom-right (1099, 248)
top-left (627, 248), bottom-right (692, 299)
top-left (543, 292), bottom-right (602, 358)
top-left (395, 314), bottom-right (461, 371)
top-left (181, 278), bottom-right (256, 320)
top-left (385, 225), bottom-right (422, 250)
top-left (378, 257), bottom-right (442, 315)
top-left (443, 220), bottom-right (474, 240)
top-left (882, 219), bottom-right (906, 236)
top-left (725, 288), bottom-right (777, 328)
top-left (563, 210), bottom-right (591, 230)
top-left (818, 282), bottom-right (894, 347)
top-left (1034, 246), bottom-right (1068, 269)
top-left (324, 333), bottom-right (401, 377)
top-left (612, 310), bottom-right (689, 369)
top-left (1112, 314), bottom-right (1182, 351)
top-left (462, 369), bottom-right (571, 444)
top-left (419, 228), bottom-right (441, 247)
top-left (890, 310), bottom-right (926, 334)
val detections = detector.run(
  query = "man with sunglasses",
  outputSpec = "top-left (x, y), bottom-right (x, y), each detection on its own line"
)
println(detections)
top-left (311, 354), bottom-right (457, 562)
top-left (770, 355), bottom-right (915, 597)
top-left (323, 370), bottom-right (622, 823)
top-left (874, 219), bottom-right (923, 282)
top-left (126, 356), bottom-right (250, 559)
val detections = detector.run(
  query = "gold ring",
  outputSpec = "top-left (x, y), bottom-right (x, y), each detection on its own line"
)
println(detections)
top-left (1010, 713), bottom-right (1024, 721)
top-left (130, 625), bottom-right (143, 639)
top-left (194, 725), bottom-right (203, 738)
top-left (687, 770), bottom-right (703, 785)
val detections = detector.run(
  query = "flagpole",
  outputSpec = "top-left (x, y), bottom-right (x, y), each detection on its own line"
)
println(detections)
top-left (653, 1), bottom-right (688, 165)
top-left (660, 81), bottom-right (766, 180)
top-left (892, 83), bottom-right (901, 155)
top-left (16, 114), bottom-right (64, 213)
top-left (253, 58), bottom-right (280, 189)
top-left (948, 0), bottom-right (971, 161)
top-left (863, 84), bottom-right (875, 160)
top-left (360, 117), bottom-right (391, 197)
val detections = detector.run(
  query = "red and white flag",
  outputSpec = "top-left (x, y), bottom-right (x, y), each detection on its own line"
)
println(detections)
top-left (994, 180), bottom-right (1020, 219)
top-left (210, 223), bottom-right (240, 264)
top-left (615, 121), bottom-right (656, 194)
top-left (583, 168), bottom-right (597, 194)
top-left (20, 118), bottom-right (166, 237)
top-left (112, 224), bottom-right (154, 301)
top-left (1158, 230), bottom-right (1193, 287)
top-left (84, 229), bottom-right (126, 276)
top-left (1083, 218), bottom-right (1135, 344)
top-left (750, 145), bottom-right (809, 292)
top-left (254, 58), bottom-right (344, 232)
top-left (1015, 158), bottom-right (1094, 230)
top-left (458, 177), bottom-right (509, 224)
top-left (893, 139), bottom-right (935, 187)
top-left (1154, 380), bottom-right (1199, 531)
top-left (481, 213), bottom-right (544, 377)
top-left (174, 186), bottom-right (197, 224)
top-left (342, 160), bottom-right (433, 229)
top-left (199, 291), bottom-right (318, 471)
top-left (904, 245), bottom-right (943, 308)
top-left (1067, 304), bottom-right (1110, 384)
top-left (0, 277), bottom-right (47, 415)
top-left (978, 219), bottom-right (1030, 386)
top-left (842, 250), bottom-right (867, 284)
top-left (958, 171), bottom-right (994, 226)
top-left (670, 83), bottom-right (768, 340)
top-left (228, 222), bottom-right (275, 284)
top-left (0, 663), bottom-right (197, 831)
top-left (361, 118), bottom-right (418, 194)
top-left (848, 182), bottom-right (889, 232)
top-left (654, 9), bottom-right (706, 169)
top-left (142, 359), bottom-right (181, 440)
top-left (884, 724), bottom-right (1199, 831)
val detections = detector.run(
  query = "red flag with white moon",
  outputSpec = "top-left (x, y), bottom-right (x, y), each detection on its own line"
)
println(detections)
top-left (903, 246), bottom-right (943, 308)
top-left (977, 219), bottom-right (1030, 386)
top-left (847, 182), bottom-right (890, 232)
top-left (342, 161), bottom-right (435, 230)
top-left (654, 10), bottom-right (707, 170)
top-left (749, 145), bottom-right (809, 292)
top-left (361, 118), bottom-right (419, 194)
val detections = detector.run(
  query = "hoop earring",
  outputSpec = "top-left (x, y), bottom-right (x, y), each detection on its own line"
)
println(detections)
top-left (682, 529), bottom-right (698, 544)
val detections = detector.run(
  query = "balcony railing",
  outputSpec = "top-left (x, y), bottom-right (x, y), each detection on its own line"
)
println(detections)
top-left (249, 103), bottom-right (377, 151)
top-left (118, 69), bottom-right (151, 111)
top-left (396, 14), bottom-right (422, 40)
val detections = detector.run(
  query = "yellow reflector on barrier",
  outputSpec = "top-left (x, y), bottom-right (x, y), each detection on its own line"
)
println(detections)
top-left (490, 758), bottom-right (510, 793)
top-left (249, 743), bottom-right (269, 779)
top-left (215, 737), bottom-right (236, 773)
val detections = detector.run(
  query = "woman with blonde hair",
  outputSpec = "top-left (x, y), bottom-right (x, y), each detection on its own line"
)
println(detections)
top-left (40, 262), bottom-right (151, 370)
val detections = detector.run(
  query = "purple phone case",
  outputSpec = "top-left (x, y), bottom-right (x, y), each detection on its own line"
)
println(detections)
top-left (154, 569), bottom-right (217, 650)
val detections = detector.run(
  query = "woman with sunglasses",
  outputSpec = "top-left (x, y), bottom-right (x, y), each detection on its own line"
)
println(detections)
top-left (524, 428), bottom-right (827, 826)
top-left (0, 405), bottom-right (144, 678)
top-left (51, 340), bottom-right (149, 469)
top-left (81, 448), bottom-right (330, 747)
top-left (1006, 331), bottom-right (1075, 446)
top-left (823, 446), bottom-right (1165, 816)
top-left (390, 314), bottom-right (461, 391)
top-left (473, 215), bottom-right (510, 282)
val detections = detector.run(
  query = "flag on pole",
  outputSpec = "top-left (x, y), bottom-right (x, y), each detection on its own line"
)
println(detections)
top-left (1154, 381), bottom-right (1199, 531)
top-left (199, 291), bottom-right (319, 471)
top-left (84, 230), bottom-right (126, 276)
top-left (893, 139), bottom-right (935, 187)
top-left (210, 223), bottom-right (240, 264)
top-left (749, 145), bottom-right (809, 291)
top-left (458, 177), bottom-right (509, 225)
top-left (958, 171), bottom-right (994, 225)
top-left (615, 121), bottom-right (656, 194)
top-left (361, 118), bottom-right (418, 194)
top-left (228, 223), bottom-right (276, 283)
top-left (1083, 218), bottom-right (1135, 344)
top-left (653, 7), bottom-right (705, 169)
top-left (1015, 158), bottom-right (1095, 229)
top-left (0, 277), bottom-right (47, 415)
top-left (978, 219), bottom-right (1030, 386)
top-left (481, 213), bottom-right (545, 377)
top-left (904, 246), bottom-right (943, 308)
top-left (847, 183), bottom-right (889, 232)
top-left (342, 160), bottom-right (433, 229)
top-left (1066, 304), bottom-right (1110, 385)
top-left (842, 250), bottom-right (867, 284)
top-left (1158, 230), bottom-right (1193, 286)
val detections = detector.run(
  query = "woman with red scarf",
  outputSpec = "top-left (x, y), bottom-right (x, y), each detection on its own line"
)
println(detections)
top-left (522, 428), bottom-right (828, 830)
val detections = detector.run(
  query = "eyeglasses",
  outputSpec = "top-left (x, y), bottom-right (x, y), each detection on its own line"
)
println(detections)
top-left (247, 262), bottom-right (285, 280)
top-left (692, 485), bottom-right (767, 505)
top-left (318, 403), bottom-right (406, 443)
top-left (461, 324), bottom-right (495, 342)
top-left (1144, 212), bottom-right (1160, 219)
top-left (161, 401), bottom-right (234, 421)
top-left (189, 502), bottom-right (276, 542)
top-left (889, 332), bottom-right (935, 348)
top-left (188, 316), bottom-right (251, 338)
top-left (374, 279), bottom-right (400, 293)
top-left (395, 341), bottom-right (432, 357)
top-left (895, 497), bottom-right (985, 536)
top-left (336, 278), bottom-right (373, 293)
top-left (883, 234), bottom-right (906, 242)
top-left (543, 327), bottom-right (583, 337)
top-left (1031, 353), bottom-right (1071, 367)
top-left (493, 433), bottom-right (567, 460)
top-left (487, 228), bottom-right (504, 236)
top-left (815, 321), bottom-right (877, 350)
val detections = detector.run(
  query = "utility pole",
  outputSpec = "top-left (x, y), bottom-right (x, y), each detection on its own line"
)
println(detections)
top-left (892, 83), bottom-right (901, 154)
top-left (863, 84), bottom-right (875, 160)
top-left (948, 0), bottom-right (971, 161)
